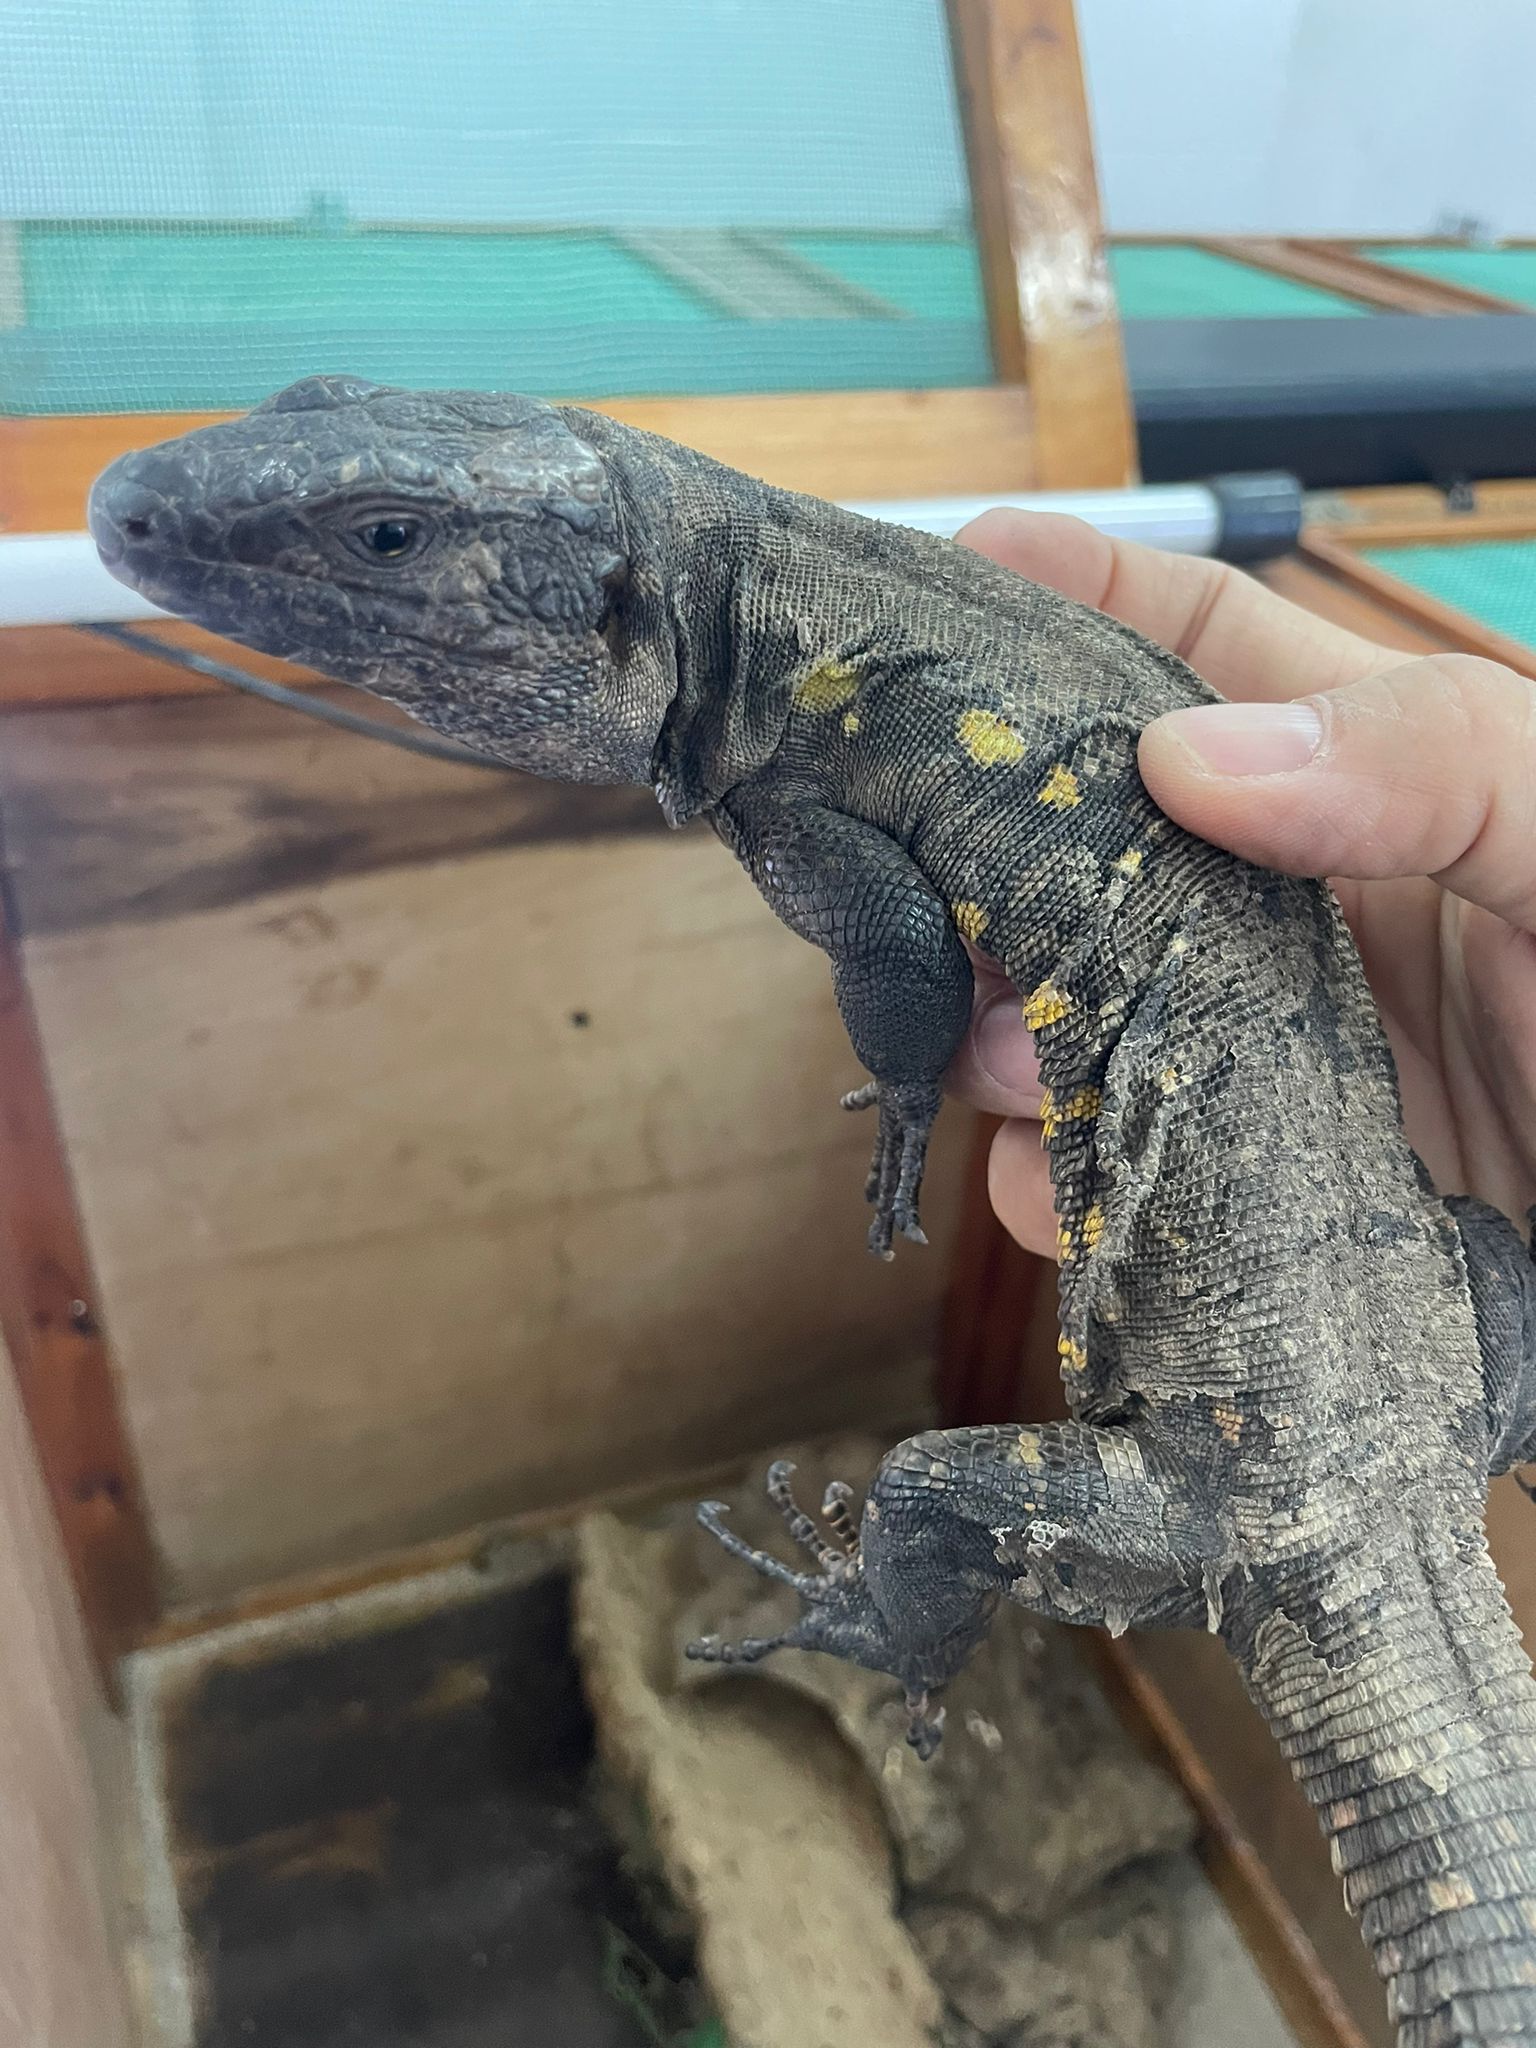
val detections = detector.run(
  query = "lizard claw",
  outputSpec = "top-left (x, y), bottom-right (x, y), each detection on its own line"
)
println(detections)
top-left (841, 1080), bottom-right (938, 1257)
top-left (685, 1462), bottom-right (958, 1762)
top-left (905, 1688), bottom-right (947, 1761)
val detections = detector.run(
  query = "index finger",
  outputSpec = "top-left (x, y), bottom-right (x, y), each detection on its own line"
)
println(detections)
top-left (956, 508), bottom-right (1400, 705)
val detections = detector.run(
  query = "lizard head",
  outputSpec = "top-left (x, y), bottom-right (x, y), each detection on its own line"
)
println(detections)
top-left (89, 376), bottom-right (657, 783)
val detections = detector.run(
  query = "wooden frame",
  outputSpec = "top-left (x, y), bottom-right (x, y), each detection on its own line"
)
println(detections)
top-left (1108, 233), bottom-right (1527, 316)
top-left (0, 0), bottom-right (1132, 1672)
top-left (1301, 481), bottom-right (1536, 680)
top-left (0, 883), bottom-right (157, 1684)
top-left (947, 0), bottom-right (1137, 488)
top-left (1201, 238), bottom-right (1525, 315)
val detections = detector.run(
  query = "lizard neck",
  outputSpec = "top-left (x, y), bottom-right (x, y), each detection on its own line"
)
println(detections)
top-left (562, 406), bottom-right (803, 826)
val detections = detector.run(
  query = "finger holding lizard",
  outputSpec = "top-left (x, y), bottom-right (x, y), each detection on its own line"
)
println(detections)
top-left (950, 511), bottom-right (1536, 1252)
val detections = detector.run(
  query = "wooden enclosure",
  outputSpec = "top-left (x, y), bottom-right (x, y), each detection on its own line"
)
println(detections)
top-left (5, 6), bottom-right (1536, 2045)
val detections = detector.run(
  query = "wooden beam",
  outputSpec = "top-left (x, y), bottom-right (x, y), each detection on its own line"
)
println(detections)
top-left (1209, 238), bottom-right (1524, 316)
top-left (0, 621), bottom-right (322, 712)
top-left (0, 386), bottom-right (1039, 543)
top-left (946, 0), bottom-right (1137, 489)
top-left (0, 409), bottom-right (235, 532)
top-left (1304, 478), bottom-right (1536, 547)
top-left (0, 865), bottom-right (159, 1682)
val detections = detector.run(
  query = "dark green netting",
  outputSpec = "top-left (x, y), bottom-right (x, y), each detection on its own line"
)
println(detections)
top-left (1362, 539), bottom-right (1536, 652)
top-left (1107, 244), bottom-right (1370, 321)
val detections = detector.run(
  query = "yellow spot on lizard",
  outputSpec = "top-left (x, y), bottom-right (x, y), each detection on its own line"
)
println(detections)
top-left (952, 899), bottom-right (989, 942)
top-left (841, 710), bottom-right (861, 736)
top-left (1016, 1431), bottom-right (1044, 1467)
top-left (1037, 763), bottom-right (1082, 809)
top-left (1114, 848), bottom-right (1143, 876)
top-left (1211, 1402), bottom-right (1243, 1445)
top-left (956, 707), bottom-right (1026, 767)
top-left (1159, 1064), bottom-right (1184, 1096)
top-left (794, 658), bottom-right (860, 714)
top-left (1040, 1084), bottom-right (1100, 1140)
top-left (1081, 1203), bottom-right (1105, 1251)
top-left (1022, 980), bottom-right (1072, 1031)
top-left (1056, 1223), bottom-right (1075, 1264)
top-left (1057, 1333), bottom-right (1087, 1372)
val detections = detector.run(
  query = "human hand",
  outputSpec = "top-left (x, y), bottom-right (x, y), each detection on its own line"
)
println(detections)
top-left (945, 510), bottom-right (1536, 1259)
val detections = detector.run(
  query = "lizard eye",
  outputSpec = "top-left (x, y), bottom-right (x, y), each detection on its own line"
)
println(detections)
top-left (357, 518), bottom-right (420, 559)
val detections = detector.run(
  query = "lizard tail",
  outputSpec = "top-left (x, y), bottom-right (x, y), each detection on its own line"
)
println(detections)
top-left (1238, 1534), bottom-right (1536, 2046)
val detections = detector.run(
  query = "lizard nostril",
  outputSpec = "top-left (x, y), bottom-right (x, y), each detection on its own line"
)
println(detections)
top-left (122, 516), bottom-right (151, 541)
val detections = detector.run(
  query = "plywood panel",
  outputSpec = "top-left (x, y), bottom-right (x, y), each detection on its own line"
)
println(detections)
top-left (0, 1334), bottom-right (132, 2047)
top-left (6, 701), bottom-right (966, 1602)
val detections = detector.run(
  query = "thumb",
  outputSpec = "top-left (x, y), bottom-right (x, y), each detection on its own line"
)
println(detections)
top-left (1138, 655), bottom-right (1536, 931)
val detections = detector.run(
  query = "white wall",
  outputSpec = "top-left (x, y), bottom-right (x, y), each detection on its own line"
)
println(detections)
top-left (1081, 0), bottom-right (1536, 239)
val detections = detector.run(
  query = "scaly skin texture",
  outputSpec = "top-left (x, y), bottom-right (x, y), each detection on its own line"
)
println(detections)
top-left (91, 380), bottom-right (1536, 2046)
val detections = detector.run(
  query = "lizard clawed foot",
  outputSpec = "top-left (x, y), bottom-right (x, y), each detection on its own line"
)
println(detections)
top-left (840, 1080), bottom-right (939, 1258)
top-left (685, 1463), bottom-right (868, 1663)
top-left (685, 1460), bottom-right (960, 1761)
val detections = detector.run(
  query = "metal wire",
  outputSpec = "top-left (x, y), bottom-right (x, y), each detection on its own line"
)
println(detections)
top-left (80, 623), bottom-right (510, 771)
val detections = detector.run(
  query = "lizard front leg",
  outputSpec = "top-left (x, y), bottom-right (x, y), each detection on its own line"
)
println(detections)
top-left (687, 1423), bottom-right (1226, 1757)
top-left (717, 778), bottom-right (974, 1256)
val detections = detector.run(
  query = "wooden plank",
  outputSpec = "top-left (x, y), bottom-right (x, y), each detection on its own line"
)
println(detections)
top-left (945, 0), bottom-right (1137, 489)
top-left (0, 409), bottom-right (236, 532)
top-left (1305, 478), bottom-right (1536, 547)
top-left (0, 621), bottom-right (322, 711)
top-left (1255, 554), bottom-right (1462, 656)
top-left (1300, 533), bottom-right (1536, 681)
top-left (0, 688), bottom-right (664, 935)
top-left (1211, 238), bottom-right (1523, 316)
top-left (0, 869), bottom-right (159, 1674)
top-left (0, 1330), bottom-right (134, 2047)
top-left (0, 386), bottom-right (1038, 545)
top-left (596, 385), bottom-right (1038, 497)
top-left (5, 699), bottom-right (970, 1601)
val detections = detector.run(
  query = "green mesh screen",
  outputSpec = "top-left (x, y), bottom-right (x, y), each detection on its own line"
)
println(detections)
top-left (0, 0), bottom-right (990, 415)
top-left (1107, 244), bottom-right (1370, 321)
top-left (1360, 245), bottom-right (1536, 310)
top-left (1362, 540), bottom-right (1536, 653)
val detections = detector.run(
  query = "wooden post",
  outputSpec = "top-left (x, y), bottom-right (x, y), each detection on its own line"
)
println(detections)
top-left (0, 865), bottom-right (158, 1682)
top-left (946, 0), bottom-right (1138, 489)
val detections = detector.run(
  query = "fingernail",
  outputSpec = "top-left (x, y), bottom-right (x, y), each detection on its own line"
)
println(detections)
top-left (1157, 702), bottom-right (1323, 776)
top-left (972, 991), bottom-right (1042, 1100)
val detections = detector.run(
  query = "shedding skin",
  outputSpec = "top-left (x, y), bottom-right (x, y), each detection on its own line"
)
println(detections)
top-left (91, 380), bottom-right (1536, 2047)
